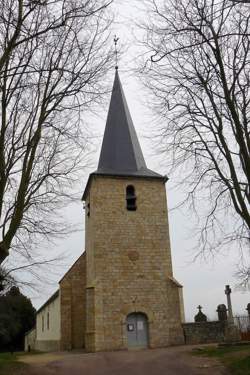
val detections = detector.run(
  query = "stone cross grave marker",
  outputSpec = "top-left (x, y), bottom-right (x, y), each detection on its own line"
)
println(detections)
top-left (225, 285), bottom-right (233, 323)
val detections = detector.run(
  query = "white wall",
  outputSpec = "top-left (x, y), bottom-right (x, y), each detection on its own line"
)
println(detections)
top-left (36, 293), bottom-right (61, 341)
top-left (25, 328), bottom-right (36, 351)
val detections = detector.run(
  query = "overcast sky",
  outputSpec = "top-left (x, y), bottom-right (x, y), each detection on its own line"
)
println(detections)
top-left (7, 0), bottom-right (250, 322)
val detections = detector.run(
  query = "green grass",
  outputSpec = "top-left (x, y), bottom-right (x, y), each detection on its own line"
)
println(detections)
top-left (0, 352), bottom-right (28, 375)
top-left (229, 356), bottom-right (250, 375)
top-left (192, 344), bottom-right (250, 375)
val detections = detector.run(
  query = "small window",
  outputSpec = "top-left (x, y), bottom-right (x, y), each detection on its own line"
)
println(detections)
top-left (42, 316), bottom-right (44, 332)
top-left (47, 312), bottom-right (49, 330)
top-left (126, 185), bottom-right (137, 211)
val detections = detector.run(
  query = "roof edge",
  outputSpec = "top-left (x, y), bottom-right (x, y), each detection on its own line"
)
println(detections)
top-left (82, 172), bottom-right (168, 201)
top-left (168, 276), bottom-right (183, 288)
top-left (59, 252), bottom-right (86, 283)
top-left (36, 289), bottom-right (59, 315)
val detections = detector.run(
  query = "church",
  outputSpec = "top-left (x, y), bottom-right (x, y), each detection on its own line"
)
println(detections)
top-left (25, 69), bottom-right (185, 352)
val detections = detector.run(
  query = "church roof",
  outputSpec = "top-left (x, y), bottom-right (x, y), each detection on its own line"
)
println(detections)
top-left (36, 289), bottom-right (59, 314)
top-left (59, 252), bottom-right (86, 283)
top-left (96, 69), bottom-right (162, 179)
top-left (82, 70), bottom-right (166, 200)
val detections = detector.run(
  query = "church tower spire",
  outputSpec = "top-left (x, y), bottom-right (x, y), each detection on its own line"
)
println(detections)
top-left (96, 70), bottom-right (162, 178)
top-left (97, 70), bottom-right (146, 175)
top-left (82, 72), bottom-right (185, 352)
top-left (82, 71), bottom-right (163, 200)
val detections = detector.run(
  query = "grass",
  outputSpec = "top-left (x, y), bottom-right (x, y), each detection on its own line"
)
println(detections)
top-left (192, 344), bottom-right (250, 375)
top-left (0, 352), bottom-right (29, 375)
top-left (229, 356), bottom-right (250, 375)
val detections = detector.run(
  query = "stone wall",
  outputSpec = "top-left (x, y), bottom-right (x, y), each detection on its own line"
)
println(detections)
top-left (25, 328), bottom-right (60, 352)
top-left (60, 253), bottom-right (86, 350)
top-left (85, 175), bottom-right (185, 352)
top-left (35, 340), bottom-right (60, 352)
top-left (182, 321), bottom-right (226, 344)
top-left (25, 328), bottom-right (36, 351)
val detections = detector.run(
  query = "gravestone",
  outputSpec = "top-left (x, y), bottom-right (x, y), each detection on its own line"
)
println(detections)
top-left (194, 305), bottom-right (207, 322)
top-left (217, 304), bottom-right (227, 321)
top-left (246, 303), bottom-right (250, 318)
top-left (225, 285), bottom-right (233, 323)
top-left (223, 285), bottom-right (240, 342)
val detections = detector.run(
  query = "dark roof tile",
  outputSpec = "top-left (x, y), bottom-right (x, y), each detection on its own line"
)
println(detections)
top-left (97, 70), bottom-right (162, 178)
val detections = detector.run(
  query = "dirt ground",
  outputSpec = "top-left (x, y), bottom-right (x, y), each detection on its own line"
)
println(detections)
top-left (19, 345), bottom-right (228, 375)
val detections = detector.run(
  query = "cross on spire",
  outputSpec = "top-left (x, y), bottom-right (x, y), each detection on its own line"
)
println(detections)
top-left (114, 35), bottom-right (119, 70)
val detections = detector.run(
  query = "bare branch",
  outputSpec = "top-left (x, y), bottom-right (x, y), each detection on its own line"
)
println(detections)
top-left (137, 0), bottom-right (250, 266)
top-left (0, 0), bottom-right (114, 262)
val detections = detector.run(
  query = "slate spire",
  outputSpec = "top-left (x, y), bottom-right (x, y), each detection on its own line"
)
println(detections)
top-left (96, 70), bottom-right (162, 178)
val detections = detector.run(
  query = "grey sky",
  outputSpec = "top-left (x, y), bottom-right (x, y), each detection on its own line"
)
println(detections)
top-left (6, 0), bottom-right (250, 322)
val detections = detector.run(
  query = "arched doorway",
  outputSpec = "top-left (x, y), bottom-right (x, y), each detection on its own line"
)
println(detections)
top-left (126, 312), bottom-right (149, 349)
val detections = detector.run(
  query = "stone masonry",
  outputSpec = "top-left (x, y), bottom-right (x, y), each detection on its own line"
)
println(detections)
top-left (84, 175), bottom-right (185, 352)
top-left (60, 253), bottom-right (86, 350)
top-left (182, 321), bottom-right (226, 344)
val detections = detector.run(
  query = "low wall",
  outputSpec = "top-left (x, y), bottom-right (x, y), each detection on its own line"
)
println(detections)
top-left (182, 321), bottom-right (225, 344)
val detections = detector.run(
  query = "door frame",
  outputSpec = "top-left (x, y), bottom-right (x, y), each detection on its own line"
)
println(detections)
top-left (126, 312), bottom-right (149, 349)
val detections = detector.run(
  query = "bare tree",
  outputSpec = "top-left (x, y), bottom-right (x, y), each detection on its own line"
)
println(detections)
top-left (138, 1), bottom-right (250, 257)
top-left (0, 266), bottom-right (16, 292)
top-left (0, 0), bottom-right (114, 263)
top-left (0, 254), bottom-right (64, 295)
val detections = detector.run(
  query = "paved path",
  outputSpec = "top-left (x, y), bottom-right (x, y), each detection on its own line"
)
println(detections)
top-left (20, 345), bottom-right (227, 375)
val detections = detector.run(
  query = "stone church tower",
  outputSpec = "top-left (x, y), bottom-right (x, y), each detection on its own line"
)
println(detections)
top-left (82, 70), bottom-right (185, 352)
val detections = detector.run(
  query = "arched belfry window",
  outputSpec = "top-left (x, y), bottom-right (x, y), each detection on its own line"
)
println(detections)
top-left (126, 185), bottom-right (137, 211)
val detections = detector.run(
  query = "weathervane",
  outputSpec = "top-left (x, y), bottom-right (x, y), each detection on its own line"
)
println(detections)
top-left (114, 35), bottom-right (119, 70)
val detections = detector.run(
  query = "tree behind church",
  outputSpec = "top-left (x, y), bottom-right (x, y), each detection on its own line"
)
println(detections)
top-left (0, 0), bottom-right (114, 264)
top-left (0, 286), bottom-right (36, 351)
top-left (138, 0), bottom-right (250, 276)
